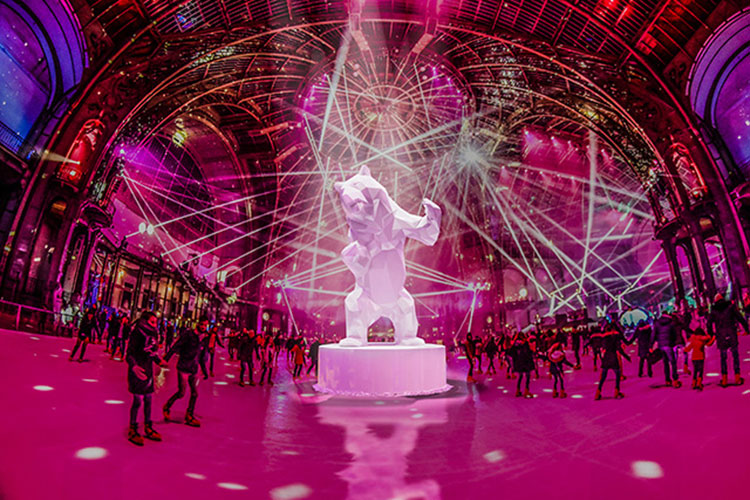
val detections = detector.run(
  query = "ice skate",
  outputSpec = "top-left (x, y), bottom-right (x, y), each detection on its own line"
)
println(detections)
top-left (144, 424), bottom-right (162, 442)
top-left (128, 425), bottom-right (144, 446)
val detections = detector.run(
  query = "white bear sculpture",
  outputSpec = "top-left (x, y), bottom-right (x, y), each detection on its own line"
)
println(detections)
top-left (334, 165), bottom-right (442, 346)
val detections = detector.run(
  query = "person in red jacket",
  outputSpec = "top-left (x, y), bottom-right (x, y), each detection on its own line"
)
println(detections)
top-left (684, 327), bottom-right (715, 391)
top-left (462, 333), bottom-right (477, 382)
top-left (291, 337), bottom-right (306, 379)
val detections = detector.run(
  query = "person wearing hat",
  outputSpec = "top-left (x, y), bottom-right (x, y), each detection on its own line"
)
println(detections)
top-left (707, 293), bottom-right (748, 387)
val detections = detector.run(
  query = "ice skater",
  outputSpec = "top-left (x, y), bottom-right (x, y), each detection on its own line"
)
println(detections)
top-left (307, 337), bottom-right (320, 376)
top-left (68, 308), bottom-right (98, 362)
top-left (509, 333), bottom-right (535, 398)
top-left (291, 337), bottom-right (305, 379)
top-left (463, 333), bottom-right (477, 382)
top-left (125, 311), bottom-right (166, 446)
top-left (652, 310), bottom-right (682, 388)
top-left (634, 320), bottom-right (654, 377)
top-left (163, 316), bottom-right (208, 427)
top-left (708, 293), bottom-right (748, 387)
top-left (259, 333), bottom-right (276, 386)
top-left (684, 327), bottom-right (714, 391)
top-left (484, 335), bottom-right (499, 375)
top-left (237, 328), bottom-right (256, 387)
top-left (546, 342), bottom-right (573, 398)
top-left (200, 324), bottom-right (223, 378)
top-left (595, 329), bottom-right (631, 400)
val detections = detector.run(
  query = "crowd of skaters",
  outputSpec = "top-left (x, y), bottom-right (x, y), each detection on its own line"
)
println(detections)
top-left (59, 290), bottom-right (749, 446)
top-left (62, 304), bottom-right (324, 446)
top-left (458, 292), bottom-right (748, 400)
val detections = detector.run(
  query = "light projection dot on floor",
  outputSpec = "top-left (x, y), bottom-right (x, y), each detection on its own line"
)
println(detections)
top-left (502, 390), bottom-right (508, 394)
top-left (30, 337), bottom-right (39, 341)
top-left (76, 447), bottom-right (108, 460)
top-left (214, 381), bottom-right (228, 385)
top-left (185, 473), bottom-right (206, 480)
top-left (742, 389), bottom-right (750, 395)
top-left (483, 450), bottom-right (505, 463)
top-left (457, 356), bottom-right (467, 360)
top-left (33, 385), bottom-right (53, 391)
top-left (226, 374), bottom-right (235, 379)
top-left (270, 483), bottom-right (312, 500)
top-left (411, 413), bottom-right (424, 419)
top-left (632, 461), bottom-right (663, 479)
top-left (62, 349), bottom-right (71, 353)
top-left (50, 354), bottom-right (59, 358)
top-left (543, 389), bottom-right (552, 393)
top-left (224, 363), bottom-right (232, 367)
top-left (217, 482), bottom-right (248, 490)
top-left (82, 378), bottom-right (98, 383)
top-left (300, 393), bottom-right (315, 397)
top-left (281, 450), bottom-right (299, 456)
top-left (571, 394), bottom-right (584, 399)
top-left (707, 373), bottom-right (720, 377)
top-left (105, 400), bottom-right (124, 405)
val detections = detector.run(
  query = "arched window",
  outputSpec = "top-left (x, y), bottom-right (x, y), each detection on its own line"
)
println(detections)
top-left (0, 0), bottom-right (87, 154)
top-left (714, 55), bottom-right (750, 175)
top-left (688, 7), bottom-right (750, 181)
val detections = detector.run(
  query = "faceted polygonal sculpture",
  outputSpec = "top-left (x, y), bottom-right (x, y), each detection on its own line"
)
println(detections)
top-left (334, 165), bottom-right (442, 346)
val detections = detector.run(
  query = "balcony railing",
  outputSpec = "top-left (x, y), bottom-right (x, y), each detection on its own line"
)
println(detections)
top-left (0, 121), bottom-right (27, 155)
top-left (0, 299), bottom-right (72, 337)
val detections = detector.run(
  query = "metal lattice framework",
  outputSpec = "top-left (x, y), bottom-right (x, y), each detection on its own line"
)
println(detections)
top-left (72, 0), bottom-right (726, 325)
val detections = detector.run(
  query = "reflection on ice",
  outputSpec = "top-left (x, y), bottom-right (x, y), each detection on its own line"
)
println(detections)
top-left (317, 394), bottom-right (460, 499)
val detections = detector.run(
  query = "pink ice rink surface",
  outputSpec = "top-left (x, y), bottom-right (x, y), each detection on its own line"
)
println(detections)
top-left (1, 330), bottom-right (750, 500)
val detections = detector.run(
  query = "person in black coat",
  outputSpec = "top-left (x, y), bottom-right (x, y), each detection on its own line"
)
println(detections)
top-left (509, 333), bottom-right (535, 398)
top-left (307, 337), bottom-right (321, 376)
top-left (635, 320), bottom-right (654, 377)
top-left (237, 329), bottom-right (256, 386)
top-left (125, 311), bottom-right (166, 446)
top-left (484, 336), bottom-right (499, 375)
top-left (106, 310), bottom-right (121, 353)
top-left (68, 309), bottom-right (98, 362)
top-left (163, 316), bottom-right (208, 427)
top-left (707, 293), bottom-right (749, 386)
top-left (584, 328), bottom-right (604, 371)
top-left (165, 319), bottom-right (175, 350)
top-left (595, 329), bottom-right (631, 400)
top-left (652, 312), bottom-right (681, 387)
top-left (571, 327), bottom-right (582, 369)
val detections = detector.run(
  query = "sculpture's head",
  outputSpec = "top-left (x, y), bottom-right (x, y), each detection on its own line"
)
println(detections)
top-left (334, 165), bottom-right (391, 234)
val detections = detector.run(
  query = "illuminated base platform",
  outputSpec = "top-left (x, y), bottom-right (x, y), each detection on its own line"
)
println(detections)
top-left (313, 343), bottom-right (451, 397)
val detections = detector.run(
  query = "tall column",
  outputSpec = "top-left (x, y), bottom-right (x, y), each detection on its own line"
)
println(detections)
top-left (689, 231), bottom-right (716, 301)
top-left (662, 240), bottom-right (685, 303)
top-left (74, 230), bottom-right (99, 301)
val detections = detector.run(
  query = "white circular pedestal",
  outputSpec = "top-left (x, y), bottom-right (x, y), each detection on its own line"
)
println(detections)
top-left (313, 344), bottom-right (451, 397)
